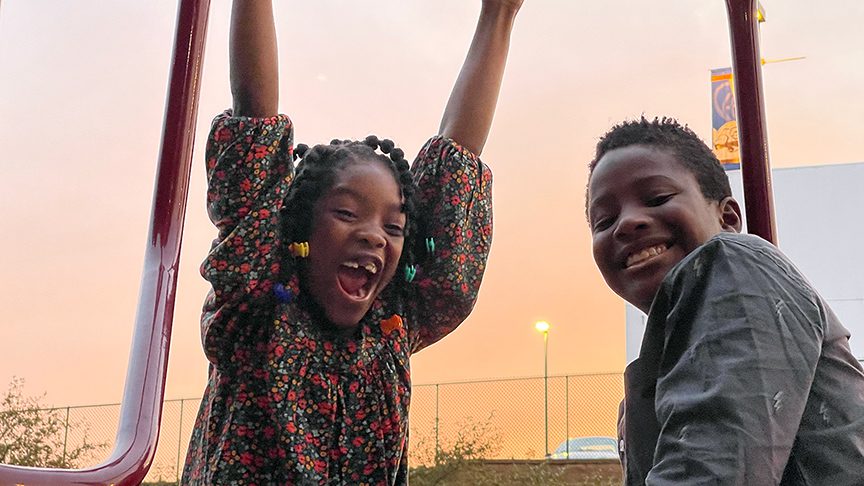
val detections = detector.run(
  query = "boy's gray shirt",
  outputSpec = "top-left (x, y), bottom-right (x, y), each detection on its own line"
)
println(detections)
top-left (620, 232), bottom-right (864, 485)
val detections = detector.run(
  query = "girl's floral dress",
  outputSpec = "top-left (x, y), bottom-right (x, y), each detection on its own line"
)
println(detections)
top-left (181, 111), bottom-right (492, 485)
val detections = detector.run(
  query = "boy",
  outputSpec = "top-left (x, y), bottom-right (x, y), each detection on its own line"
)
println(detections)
top-left (586, 117), bottom-right (864, 485)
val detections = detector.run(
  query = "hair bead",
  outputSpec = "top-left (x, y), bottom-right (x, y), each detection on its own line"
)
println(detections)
top-left (273, 283), bottom-right (294, 303)
top-left (403, 265), bottom-right (417, 283)
top-left (293, 143), bottom-right (309, 161)
top-left (364, 135), bottom-right (380, 148)
top-left (288, 241), bottom-right (309, 258)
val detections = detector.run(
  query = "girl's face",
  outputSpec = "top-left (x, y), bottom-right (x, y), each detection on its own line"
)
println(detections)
top-left (587, 145), bottom-right (740, 313)
top-left (306, 158), bottom-right (406, 330)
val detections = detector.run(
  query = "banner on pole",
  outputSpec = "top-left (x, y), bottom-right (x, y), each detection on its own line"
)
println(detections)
top-left (711, 67), bottom-right (740, 170)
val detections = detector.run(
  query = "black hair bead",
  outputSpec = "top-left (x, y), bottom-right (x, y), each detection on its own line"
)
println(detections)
top-left (364, 135), bottom-right (380, 148)
top-left (293, 144), bottom-right (309, 160)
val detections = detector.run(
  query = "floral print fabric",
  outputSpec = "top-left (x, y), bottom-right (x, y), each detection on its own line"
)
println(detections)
top-left (181, 111), bottom-right (492, 485)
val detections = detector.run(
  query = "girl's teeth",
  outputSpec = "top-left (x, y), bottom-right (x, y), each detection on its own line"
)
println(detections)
top-left (341, 261), bottom-right (378, 274)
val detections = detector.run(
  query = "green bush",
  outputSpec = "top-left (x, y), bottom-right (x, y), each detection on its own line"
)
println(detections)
top-left (0, 377), bottom-right (105, 468)
top-left (409, 415), bottom-right (568, 486)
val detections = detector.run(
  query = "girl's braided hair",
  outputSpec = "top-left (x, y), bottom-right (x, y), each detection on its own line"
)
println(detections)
top-left (278, 135), bottom-right (419, 297)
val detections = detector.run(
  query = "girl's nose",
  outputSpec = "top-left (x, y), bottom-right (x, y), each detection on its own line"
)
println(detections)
top-left (357, 227), bottom-right (387, 248)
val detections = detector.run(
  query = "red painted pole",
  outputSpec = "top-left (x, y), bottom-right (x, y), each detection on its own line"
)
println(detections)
top-left (0, 1), bottom-right (210, 484)
top-left (724, 0), bottom-right (778, 244)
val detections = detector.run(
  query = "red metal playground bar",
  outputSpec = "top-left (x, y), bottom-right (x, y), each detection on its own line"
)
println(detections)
top-left (725, 0), bottom-right (778, 244)
top-left (0, 0), bottom-right (211, 484)
top-left (0, 1), bottom-right (775, 484)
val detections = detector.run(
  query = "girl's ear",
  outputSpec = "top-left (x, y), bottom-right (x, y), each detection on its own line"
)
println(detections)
top-left (718, 196), bottom-right (743, 233)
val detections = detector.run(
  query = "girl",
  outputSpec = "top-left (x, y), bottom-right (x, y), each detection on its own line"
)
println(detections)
top-left (182, 1), bottom-right (523, 484)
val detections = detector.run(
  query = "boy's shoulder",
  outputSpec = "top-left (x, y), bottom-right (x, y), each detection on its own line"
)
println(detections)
top-left (662, 231), bottom-right (819, 304)
top-left (651, 231), bottom-right (820, 322)
top-left (703, 231), bottom-right (773, 252)
top-left (663, 231), bottom-right (799, 294)
top-left (673, 232), bottom-right (778, 273)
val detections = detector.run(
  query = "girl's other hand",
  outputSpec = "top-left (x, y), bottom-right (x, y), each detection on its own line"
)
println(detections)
top-left (439, 0), bottom-right (523, 155)
top-left (482, 0), bottom-right (524, 15)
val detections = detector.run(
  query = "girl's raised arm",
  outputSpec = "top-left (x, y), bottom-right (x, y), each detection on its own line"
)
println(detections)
top-left (438, 0), bottom-right (523, 156)
top-left (230, 0), bottom-right (279, 117)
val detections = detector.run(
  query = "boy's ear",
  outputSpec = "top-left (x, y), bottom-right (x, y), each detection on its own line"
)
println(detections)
top-left (718, 196), bottom-right (743, 233)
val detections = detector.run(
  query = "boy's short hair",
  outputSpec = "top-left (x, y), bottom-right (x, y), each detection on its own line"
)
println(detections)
top-left (588, 116), bottom-right (733, 203)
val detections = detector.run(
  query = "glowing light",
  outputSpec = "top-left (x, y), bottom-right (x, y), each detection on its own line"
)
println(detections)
top-left (534, 321), bottom-right (550, 333)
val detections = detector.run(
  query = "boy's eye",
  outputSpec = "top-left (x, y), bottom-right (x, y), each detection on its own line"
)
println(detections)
top-left (334, 209), bottom-right (356, 219)
top-left (646, 194), bottom-right (674, 207)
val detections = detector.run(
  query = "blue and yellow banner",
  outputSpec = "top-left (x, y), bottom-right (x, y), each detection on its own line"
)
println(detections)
top-left (711, 67), bottom-right (740, 170)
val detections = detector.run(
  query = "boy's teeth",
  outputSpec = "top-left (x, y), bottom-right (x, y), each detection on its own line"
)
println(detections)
top-left (343, 262), bottom-right (359, 269)
top-left (364, 263), bottom-right (378, 274)
top-left (626, 244), bottom-right (667, 267)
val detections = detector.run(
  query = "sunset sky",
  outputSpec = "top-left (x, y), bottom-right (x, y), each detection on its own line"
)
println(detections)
top-left (1, 0), bottom-right (862, 408)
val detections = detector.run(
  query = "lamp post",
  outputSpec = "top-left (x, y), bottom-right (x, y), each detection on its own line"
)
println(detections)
top-left (535, 320), bottom-right (550, 457)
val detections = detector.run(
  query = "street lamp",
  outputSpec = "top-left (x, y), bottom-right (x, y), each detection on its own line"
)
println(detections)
top-left (534, 320), bottom-right (550, 457)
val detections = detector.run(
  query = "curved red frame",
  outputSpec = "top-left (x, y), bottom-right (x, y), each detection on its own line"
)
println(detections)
top-left (0, 1), bottom-right (777, 484)
top-left (0, 1), bottom-right (210, 484)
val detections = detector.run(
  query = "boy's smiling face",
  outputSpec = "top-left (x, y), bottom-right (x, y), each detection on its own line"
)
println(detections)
top-left (306, 158), bottom-right (406, 330)
top-left (587, 144), bottom-right (741, 313)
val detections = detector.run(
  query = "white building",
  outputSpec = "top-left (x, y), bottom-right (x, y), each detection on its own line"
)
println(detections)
top-left (625, 162), bottom-right (864, 364)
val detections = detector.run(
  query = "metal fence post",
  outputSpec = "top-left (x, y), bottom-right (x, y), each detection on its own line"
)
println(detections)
top-left (434, 384), bottom-right (440, 465)
top-left (177, 399), bottom-right (185, 483)
top-left (62, 406), bottom-right (70, 465)
top-left (565, 376), bottom-right (570, 456)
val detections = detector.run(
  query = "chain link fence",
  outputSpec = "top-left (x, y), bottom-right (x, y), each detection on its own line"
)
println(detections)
top-left (20, 373), bottom-right (623, 484)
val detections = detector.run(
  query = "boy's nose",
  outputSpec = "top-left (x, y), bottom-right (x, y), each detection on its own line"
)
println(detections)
top-left (613, 209), bottom-right (651, 240)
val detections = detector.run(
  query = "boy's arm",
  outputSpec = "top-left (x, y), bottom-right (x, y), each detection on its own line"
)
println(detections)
top-left (438, 0), bottom-right (522, 156)
top-left (648, 239), bottom-right (822, 484)
top-left (230, 0), bottom-right (278, 117)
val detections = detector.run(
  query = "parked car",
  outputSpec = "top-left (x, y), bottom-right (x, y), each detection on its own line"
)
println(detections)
top-left (547, 436), bottom-right (620, 460)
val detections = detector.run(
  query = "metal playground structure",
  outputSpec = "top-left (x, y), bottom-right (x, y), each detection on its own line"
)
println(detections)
top-left (0, 1), bottom-right (778, 483)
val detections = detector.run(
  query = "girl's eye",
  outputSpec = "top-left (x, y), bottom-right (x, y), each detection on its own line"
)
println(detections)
top-left (385, 224), bottom-right (405, 237)
top-left (592, 217), bottom-right (613, 233)
top-left (647, 194), bottom-right (674, 207)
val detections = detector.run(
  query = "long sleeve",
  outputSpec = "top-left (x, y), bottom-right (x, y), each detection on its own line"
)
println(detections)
top-left (647, 235), bottom-right (823, 485)
top-left (405, 136), bottom-right (492, 353)
top-left (200, 110), bottom-right (294, 366)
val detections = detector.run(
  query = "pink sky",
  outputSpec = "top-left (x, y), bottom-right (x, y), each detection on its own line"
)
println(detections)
top-left (1, 0), bottom-right (862, 407)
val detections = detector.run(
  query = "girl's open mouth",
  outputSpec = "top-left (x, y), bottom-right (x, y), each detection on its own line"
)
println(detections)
top-left (336, 261), bottom-right (379, 299)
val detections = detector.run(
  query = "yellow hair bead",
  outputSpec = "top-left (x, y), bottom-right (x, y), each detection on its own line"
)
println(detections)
top-left (288, 241), bottom-right (309, 258)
